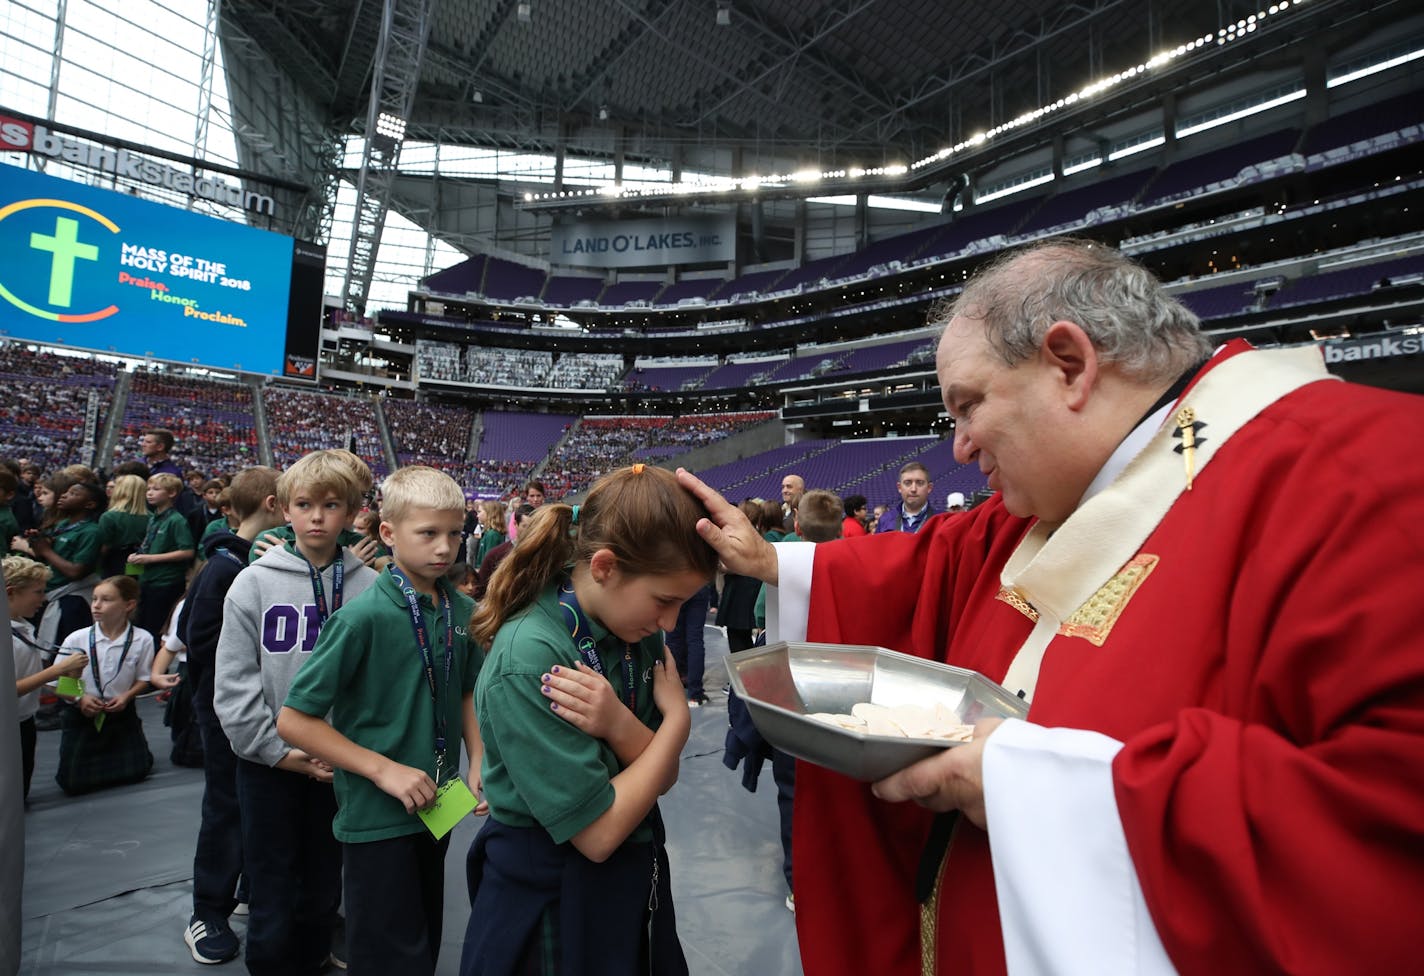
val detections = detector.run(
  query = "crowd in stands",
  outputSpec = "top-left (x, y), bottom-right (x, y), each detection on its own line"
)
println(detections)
top-left (0, 344), bottom-right (117, 471)
top-left (116, 369), bottom-right (259, 477)
top-left (262, 387), bottom-right (388, 478)
top-left (540, 411), bottom-right (776, 496)
top-left (545, 353), bottom-right (625, 390)
top-left (383, 398), bottom-right (474, 481)
top-left (463, 347), bottom-right (552, 386)
top-left (415, 340), bottom-right (464, 382)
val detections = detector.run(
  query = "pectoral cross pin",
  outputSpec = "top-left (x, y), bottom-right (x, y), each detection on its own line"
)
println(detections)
top-left (1176, 407), bottom-right (1197, 490)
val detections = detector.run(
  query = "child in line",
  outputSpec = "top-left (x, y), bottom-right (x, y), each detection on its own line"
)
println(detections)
top-left (215, 450), bottom-right (378, 975)
top-left (280, 466), bottom-right (481, 976)
top-left (53, 575), bottom-right (156, 795)
top-left (176, 465), bottom-right (283, 966)
top-left (98, 474), bottom-right (149, 578)
top-left (0, 468), bottom-right (22, 557)
top-left (128, 473), bottom-right (195, 638)
top-left (459, 464), bottom-right (716, 976)
top-left (7, 554), bottom-right (88, 800)
top-left (17, 481), bottom-right (104, 647)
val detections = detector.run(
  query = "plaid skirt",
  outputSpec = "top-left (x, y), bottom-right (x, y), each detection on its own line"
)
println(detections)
top-left (54, 702), bottom-right (154, 796)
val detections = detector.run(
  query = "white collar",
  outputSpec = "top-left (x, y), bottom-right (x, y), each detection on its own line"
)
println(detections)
top-left (1077, 400), bottom-right (1174, 508)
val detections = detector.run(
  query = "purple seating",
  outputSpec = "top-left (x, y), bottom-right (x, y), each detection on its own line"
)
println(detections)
top-left (832, 224), bottom-right (946, 281)
top-left (423, 255), bottom-right (487, 295)
top-left (832, 339), bottom-right (926, 376)
top-left (1174, 282), bottom-right (1257, 320)
top-left (656, 278), bottom-right (725, 304)
top-left (793, 438), bottom-right (936, 496)
top-left (774, 253), bottom-right (851, 293)
top-left (540, 411), bottom-right (777, 496)
top-left (845, 439), bottom-right (987, 511)
top-left (697, 440), bottom-right (836, 500)
top-left (599, 280), bottom-right (663, 306)
top-left (711, 267), bottom-right (789, 301)
top-left (920, 195), bottom-right (1042, 260)
top-left (482, 257), bottom-right (548, 302)
top-left (543, 275), bottom-right (605, 306)
top-left (1303, 91), bottom-right (1422, 156)
top-left (1141, 128), bottom-right (1300, 206)
top-left (1018, 168), bottom-right (1155, 234)
top-left (1271, 255), bottom-right (1424, 309)
top-left (622, 364), bottom-right (716, 392)
top-left (476, 411), bottom-right (575, 463)
top-left (702, 359), bottom-right (783, 390)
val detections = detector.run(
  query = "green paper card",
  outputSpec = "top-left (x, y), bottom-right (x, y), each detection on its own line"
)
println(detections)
top-left (93, 712), bottom-right (106, 732)
top-left (417, 777), bottom-right (477, 840)
top-left (56, 676), bottom-right (84, 698)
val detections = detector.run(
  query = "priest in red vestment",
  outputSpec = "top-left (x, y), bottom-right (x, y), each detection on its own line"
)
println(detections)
top-left (678, 239), bottom-right (1424, 976)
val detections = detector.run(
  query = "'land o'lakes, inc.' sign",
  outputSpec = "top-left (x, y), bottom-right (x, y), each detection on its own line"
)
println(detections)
top-left (551, 214), bottom-right (735, 269)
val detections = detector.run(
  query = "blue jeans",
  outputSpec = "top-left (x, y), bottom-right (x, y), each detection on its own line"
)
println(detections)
top-left (666, 584), bottom-right (712, 698)
top-left (235, 758), bottom-right (341, 975)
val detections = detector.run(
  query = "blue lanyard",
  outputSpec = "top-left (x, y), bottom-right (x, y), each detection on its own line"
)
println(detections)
top-left (50, 518), bottom-right (92, 542)
top-left (88, 624), bottom-right (135, 700)
top-left (293, 546), bottom-right (343, 627)
top-left (387, 565), bottom-right (453, 774)
top-left (139, 508), bottom-right (176, 553)
top-left (557, 576), bottom-right (636, 712)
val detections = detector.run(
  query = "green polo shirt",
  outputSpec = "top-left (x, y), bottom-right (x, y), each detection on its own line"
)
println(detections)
top-left (99, 509), bottom-right (148, 551)
top-left (476, 582), bottom-right (665, 846)
top-left (199, 518), bottom-right (233, 546)
top-left (45, 518), bottom-right (102, 592)
top-left (248, 525), bottom-right (366, 563)
top-left (0, 505), bottom-right (19, 557)
top-left (285, 570), bottom-right (480, 843)
top-left (139, 507), bottom-right (194, 586)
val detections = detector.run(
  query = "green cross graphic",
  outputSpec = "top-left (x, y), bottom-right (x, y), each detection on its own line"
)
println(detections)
top-left (30, 216), bottom-right (99, 307)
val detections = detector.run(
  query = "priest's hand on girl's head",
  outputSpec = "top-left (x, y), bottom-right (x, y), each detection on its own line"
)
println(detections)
top-left (870, 717), bottom-right (1005, 830)
top-left (676, 467), bottom-right (779, 586)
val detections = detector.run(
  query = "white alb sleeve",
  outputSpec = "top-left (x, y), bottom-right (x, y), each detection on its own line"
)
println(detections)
top-left (764, 541), bottom-right (815, 644)
top-left (983, 718), bottom-right (1176, 976)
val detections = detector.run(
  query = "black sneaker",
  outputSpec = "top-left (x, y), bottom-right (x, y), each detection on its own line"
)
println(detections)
top-left (687, 694), bottom-right (709, 709)
top-left (328, 914), bottom-right (347, 970)
top-left (185, 915), bottom-right (240, 965)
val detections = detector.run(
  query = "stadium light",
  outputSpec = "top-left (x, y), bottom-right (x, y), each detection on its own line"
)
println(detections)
top-left (375, 112), bottom-right (407, 141)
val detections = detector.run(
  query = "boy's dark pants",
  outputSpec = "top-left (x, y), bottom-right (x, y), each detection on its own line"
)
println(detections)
top-left (344, 831), bottom-right (451, 976)
top-left (191, 694), bottom-right (243, 921)
top-left (19, 717), bottom-right (36, 799)
top-left (137, 580), bottom-right (185, 638)
top-left (235, 758), bottom-right (341, 976)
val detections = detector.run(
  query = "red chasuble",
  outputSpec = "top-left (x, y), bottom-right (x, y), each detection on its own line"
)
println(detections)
top-left (793, 346), bottom-right (1424, 975)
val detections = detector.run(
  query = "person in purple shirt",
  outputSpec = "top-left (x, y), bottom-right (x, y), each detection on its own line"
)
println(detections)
top-left (874, 461), bottom-right (936, 533)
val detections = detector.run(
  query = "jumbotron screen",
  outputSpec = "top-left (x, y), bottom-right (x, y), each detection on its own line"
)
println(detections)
top-left (0, 162), bottom-right (323, 377)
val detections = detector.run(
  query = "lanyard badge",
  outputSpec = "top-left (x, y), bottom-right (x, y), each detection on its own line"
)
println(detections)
top-left (388, 565), bottom-right (454, 779)
top-left (557, 576), bottom-right (637, 712)
top-left (88, 624), bottom-right (135, 700)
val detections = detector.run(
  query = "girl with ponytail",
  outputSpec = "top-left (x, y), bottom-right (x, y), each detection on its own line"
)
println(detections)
top-left (461, 464), bottom-right (716, 976)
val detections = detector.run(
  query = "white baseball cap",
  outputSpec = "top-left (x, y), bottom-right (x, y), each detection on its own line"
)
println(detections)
top-left (946, 492), bottom-right (966, 509)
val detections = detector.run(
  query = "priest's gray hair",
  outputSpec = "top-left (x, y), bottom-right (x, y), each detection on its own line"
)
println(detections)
top-left (940, 238), bottom-right (1213, 383)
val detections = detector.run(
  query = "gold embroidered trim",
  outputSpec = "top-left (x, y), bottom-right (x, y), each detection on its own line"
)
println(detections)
top-left (995, 586), bottom-right (1039, 622)
top-left (1057, 554), bottom-right (1159, 646)
top-left (919, 821), bottom-right (958, 976)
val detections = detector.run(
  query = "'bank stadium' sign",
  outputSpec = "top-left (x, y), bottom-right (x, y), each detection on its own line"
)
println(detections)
top-left (1320, 332), bottom-right (1424, 363)
top-left (551, 215), bottom-right (735, 269)
top-left (0, 114), bottom-right (275, 217)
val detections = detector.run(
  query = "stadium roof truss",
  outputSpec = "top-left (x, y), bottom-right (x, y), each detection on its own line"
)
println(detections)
top-left (215, 0), bottom-right (1400, 305)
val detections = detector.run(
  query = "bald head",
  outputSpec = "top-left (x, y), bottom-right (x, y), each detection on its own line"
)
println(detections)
top-left (781, 475), bottom-right (805, 508)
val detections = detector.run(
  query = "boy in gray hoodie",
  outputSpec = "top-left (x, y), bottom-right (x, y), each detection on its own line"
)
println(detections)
top-left (214, 449), bottom-right (377, 976)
